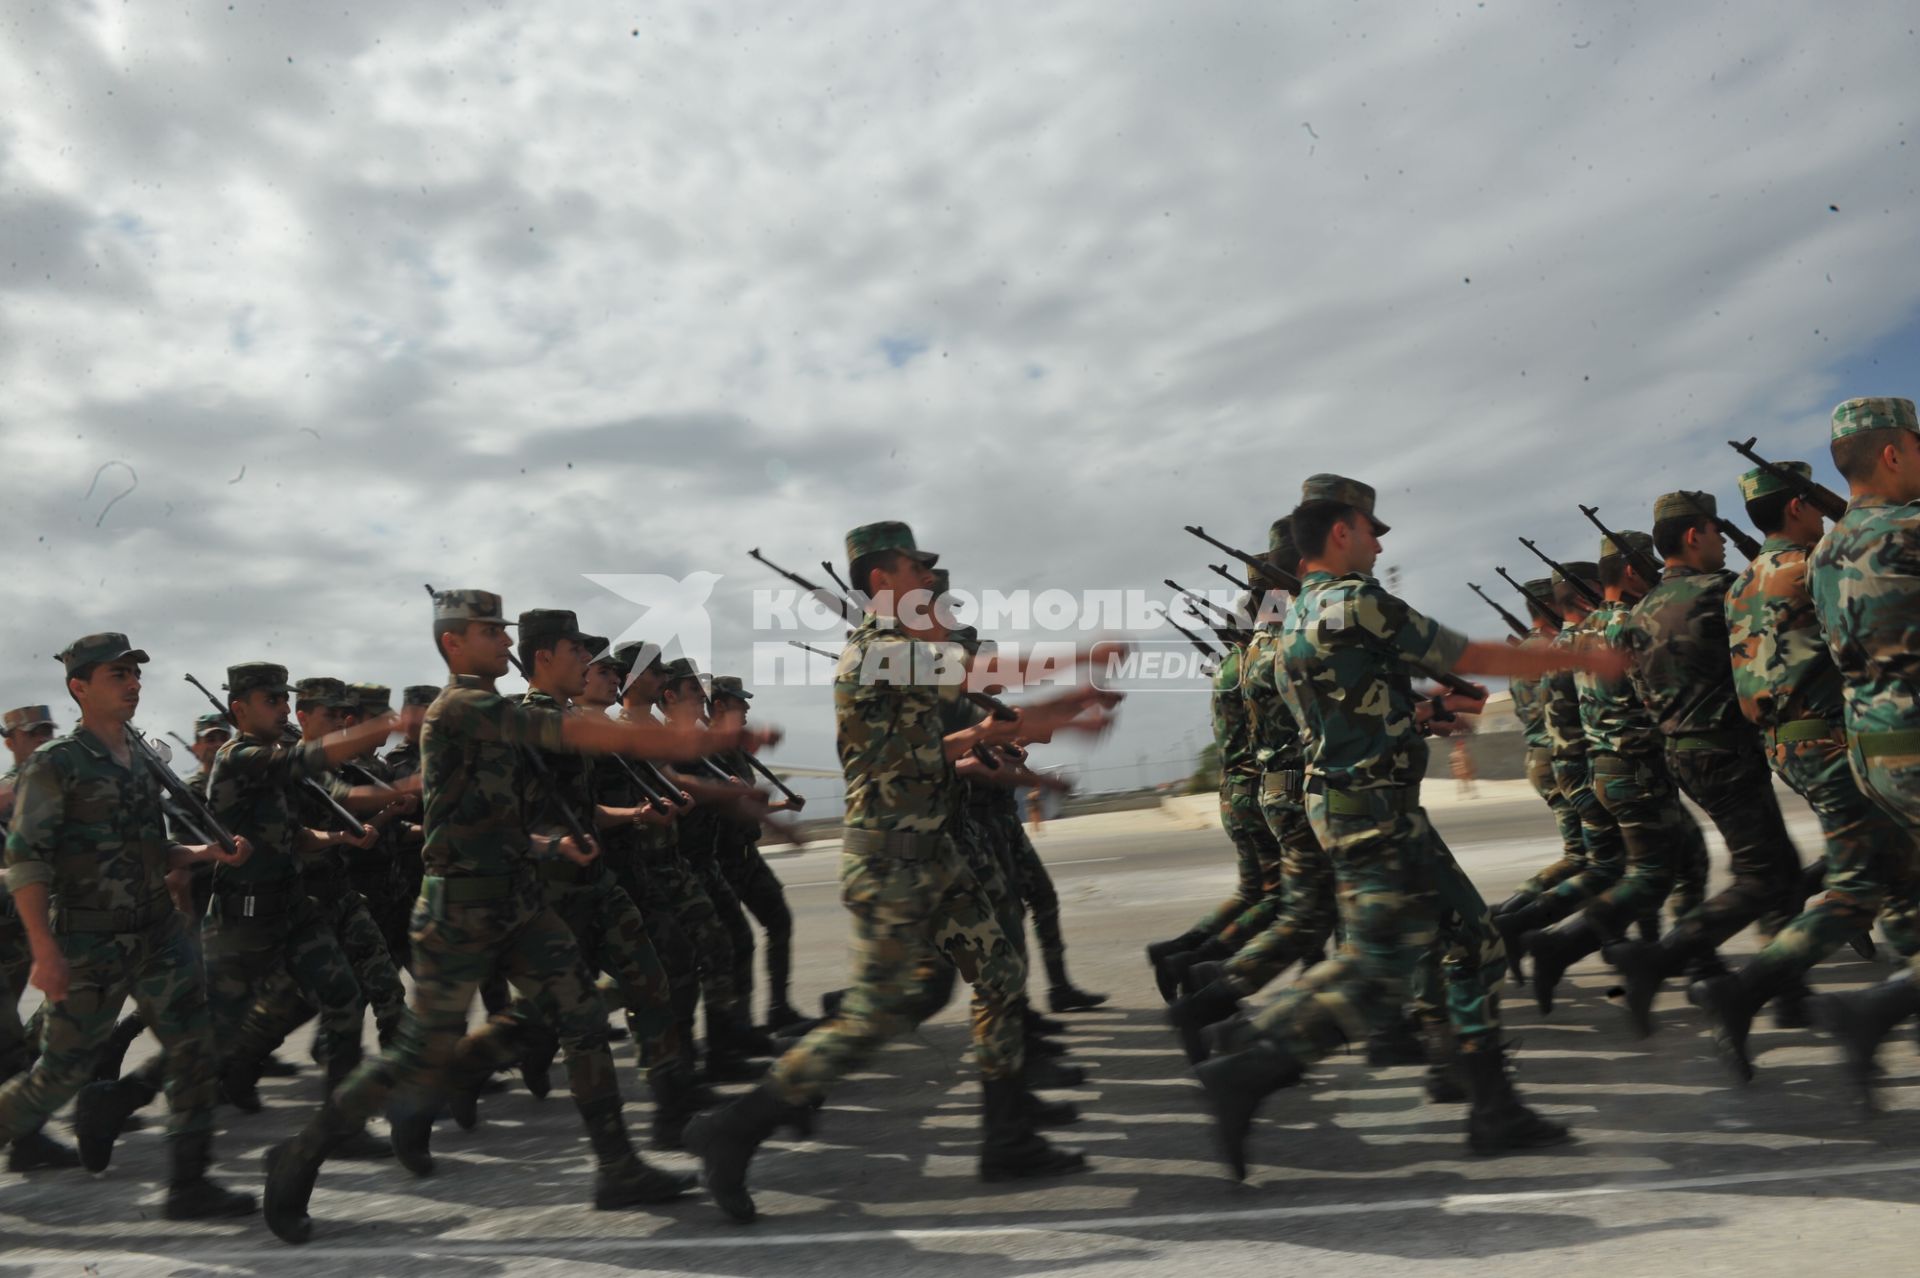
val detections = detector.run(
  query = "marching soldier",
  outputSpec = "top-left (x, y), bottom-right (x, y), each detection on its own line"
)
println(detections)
top-left (0, 706), bottom-right (58, 1144)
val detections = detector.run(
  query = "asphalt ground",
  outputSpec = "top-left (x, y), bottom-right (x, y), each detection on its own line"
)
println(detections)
top-left (5, 782), bottom-right (1919, 1277)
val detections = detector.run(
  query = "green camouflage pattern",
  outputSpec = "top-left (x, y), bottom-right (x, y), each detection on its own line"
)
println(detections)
top-left (1542, 628), bottom-right (1590, 762)
top-left (226, 661), bottom-right (292, 699)
top-left (845, 519), bottom-right (938, 567)
top-left (401, 685), bottom-right (440, 709)
top-left (1508, 672), bottom-right (1550, 749)
top-left (1516, 744), bottom-right (1587, 892)
top-left (1739, 461), bottom-right (1812, 503)
top-left (1652, 490), bottom-right (1717, 523)
top-left (1187, 780), bottom-right (1285, 943)
top-left (1811, 499), bottom-right (1920, 737)
top-left (206, 732), bottom-right (331, 885)
top-left (1, 706), bottom-right (52, 734)
top-left (835, 615), bottom-right (967, 834)
top-left (1545, 753), bottom-right (1697, 927)
top-left (1211, 644), bottom-right (1258, 777)
top-left (1661, 743), bottom-right (1802, 951)
top-left (1576, 601), bottom-right (1662, 757)
top-left (1830, 395), bottom-right (1919, 440)
top-left (54, 632), bottom-right (148, 676)
top-left (1277, 571), bottom-right (1469, 791)
top-left (419, 675), bottom-right (567, 880)
top-left (431, 589), bottom-right (516, 625)
top-left (1727, 536), bottom-right (1845, 731)
top-left (204, 890), bottom-right (364, 1068)
top-left (1219, 799), bottom-right (1337, 992)
top-left (1298, 473), bottom-right (1390, 533)
top-left (1240, 625), bottom-right (1303, 773)
top-left (1623, 567), bottom-right (1751, 738)
top-left (5, 728), bottom-right (175, 912)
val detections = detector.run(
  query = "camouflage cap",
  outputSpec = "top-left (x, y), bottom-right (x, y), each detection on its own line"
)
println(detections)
top-left (660, 656), bottom-right (703, 686)
top-left (710, 675), bottom-right (753, 702)
top-left (1522, 577), bottom-right (1553, 598)
top-left (611, 640), bottom-right (666, 680)
top-left (1598, 529), bottom-right (1654, 563)
top-left (401, 684), bottom-right (440, 708)
top-left (1299, 473), bottom-right (1390, 534)
top-left (1268, 516), bottom-right (1299, 561)
top-left (227, 662), bottom-right (293, 699)
top-left (517, 609), bottom-right (589, 653)
top-left (1652, 490), bottom-right (1717, 523)
top-left (351, 683), bottom-right (392, 717)
top-left (2, 705), bottom-right (54, 734)
top-left (579, 634), bottom-right (612, 665)
top-left (845, 520), bottom-right (938, 568)
top-left (1738, 461), bottom-right (1812, 503)
top-left (293, 675), bottom-right (351, 709)
top-left (193, 710), bottom-right (231, 738)
top-left (56, 632), bottom-right (150, 676)
top-left (433, 589), bottom-right (515, 626)
top-left (1551, 561), bottom-right (1599, 589)
top-left (1831, 397), bottom-right (1919, 441)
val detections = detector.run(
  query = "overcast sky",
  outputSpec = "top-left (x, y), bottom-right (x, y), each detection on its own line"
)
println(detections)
top-left (3, 2), bottom-right (1917, 801)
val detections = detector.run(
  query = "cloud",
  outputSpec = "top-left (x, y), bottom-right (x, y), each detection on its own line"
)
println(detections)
top-left (3, 2), bottom-right (1918, 801)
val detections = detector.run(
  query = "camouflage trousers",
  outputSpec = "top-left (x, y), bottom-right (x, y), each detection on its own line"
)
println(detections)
top-left (1184, 778), bottom-right (1286, 945)
top-left (0, 912), bottom-right (216, 1140)
top-left (1516, 746), bottom-right (1589, 895)
top-left (203, 890), bottom-right (364, 1070)
top-left (350, 860), bottom-right (413, 971)
top-left (1000, 817), bottom-right (1070, 974)
top-left (330, 889), bottom-right (621, 1127)
top-left (1664, 742), bottom-right (1803, 952)
top-left (1556, 752), bottom-right (1703, 934)
top-left (511, 875), bottom-right (683, 1071)
top-left (768, 836), bottom-right (1028, 1105)
top-left (698, 855), bottom-right (758, 1017)
top-left (961, 811), bottom-right (1030, 970)
top-left (1744, 735), bottom-right (1910, 983)
top-left (1549, 755), bottom-right (1628, 888)
top-left (0, 910), bottom-right (30, 1081)
top-left (1241, 794), bottom-right (1505, 1061)
top-left (720, 845), bottom-right (795, 1012)
top-left (245, 888), bottom-right (411, 1066)
top-left (1220, 793), bottom-right (1338, 993)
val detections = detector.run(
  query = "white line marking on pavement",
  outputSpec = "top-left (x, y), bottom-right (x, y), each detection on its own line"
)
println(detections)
top-left (26, 1153), bottom-right (1920, 1262)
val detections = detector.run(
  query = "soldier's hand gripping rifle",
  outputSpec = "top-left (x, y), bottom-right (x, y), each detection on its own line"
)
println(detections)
top-left (1495, 565), bottom-right (1564, 628)
top-left (126, 726), bottom-right (241, 856)
top-left (1517, 537), bottom-right (1605, 609)
top-left (1727, 437), bottom-right (1849, 521)
top-left (183, 672), bottom-right (368, 835)
top-left (1468, 583), bottom-right (1530, 639)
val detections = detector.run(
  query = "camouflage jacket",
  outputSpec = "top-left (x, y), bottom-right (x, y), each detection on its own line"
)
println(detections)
top-left (1575, 600), bottom-right (1661, 757)
top-left (1279, 570), bottom-right (1469, 791)
top-left (419, 673), bottom-right (565, 878)
top-left (835, 613), bottom-right (966, 835)
top-left (4, 727), bottom-right (174, 912)
top-left (518, 691), bottom-right (599, 851)
top-left (1542, 624), bottom-right (1589, 762)
top-left (209, 731), bottom-right (332, 885)
top-left (590, 741), bottom-right (646, 868)
top-left (1240, 624), bottom-right (1304, 773)
top-left (1509, 671), bottom-right (1550, 750)
top-left (1211, 644), bottom-right (1259, 779)
top-left (1727, 535), bottom-right (1844, 732)
top-left (383, 740), bottom-right (422, 782)
top-left (1625, 567), bottom-right (1748, 739)
top-left (1811, 499), bottom-right (1920, 737)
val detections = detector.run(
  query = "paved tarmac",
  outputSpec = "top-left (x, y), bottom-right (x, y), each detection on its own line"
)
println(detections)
top-left (4, 782), bottom-right (1917, 1277)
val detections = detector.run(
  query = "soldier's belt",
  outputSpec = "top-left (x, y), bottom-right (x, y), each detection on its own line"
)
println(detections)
top-left (431, 873), bottom-right (521, 903)
top-left (216, 876), bottom-right (304, 919)
top-left (1859, 729), bottom-right (1920, 758)
top-left (55, 895), bottom-right (173, 934)
top-left (1770, 718), bottom-right (1840, 745)
top-left (1667, 729), bottom-right (1750, 752)
top-left (1307, 780), bottom-right (1418, 817)
top-left (842, 826), bottom-right (947, 860)
top-left (1259, 770), bottom-right (1304, 803)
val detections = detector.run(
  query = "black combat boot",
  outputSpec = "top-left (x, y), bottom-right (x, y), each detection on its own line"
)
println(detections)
top-left (1422, 1019), bottom-right (1467, 1104)
top-left (1809, 972), bottom-right (1920, 1112)
top-left (977, 1076), bottom-right (1088, 1183)
top-left (519, 1023), bottom-right (559, 1100)
top-left (1524, 913), bottom-right (1607, 1015)
top-left (74, 1064), bottom-right (161, 1172)
top-left (1365, 1012), bottom-right (1429, 1066)
top-left (1769, 974), bottom-right (1814, 1029)
top-left (258, 1053), bottom-right (301, 1078)
top-left (387, 1095), bottom-right (436, 1177)
top-left (1490, 892), bottom-right (1538, 986)
top-left (648, 1062), bottom-right (702, 1150)
top-left (1194, 1037), bottom-right (1304, 1180)
top-left (819, 988), bottom-right (845, 1019)
top-left (322, 1050), bottom-right (391, 1159)
top-left (263, 1102), bottom-right (359, 1243)
top-left (579, 1095), bottom-right (698, 1210)
top-left (1169, 979), bottom-right (1242, 1065)
top-left (375, 1013), bottom-right (403, 1052)
top-left (1604, 935), bottom-right (1695, 1038)
top-left (1043, 949), bottom-right (1108, 1012)
top-left (90, 1013), bottom-right (146, 1083)
top-left (684, 1082), bottom-right (807, 1224)
top-left (1690, 965), bottom-right (1794, 1084)
top-left (7, 1128), bottom-right (80, 1172)
top-left (1462, 1042), bottom-right (1572, 1155)
top-left (1147, 929), bottom-right (1211, 1003)
top-left (220, 1054), bottom-right (263, 1114)
top-left (1173, 937), bottom-right (1235, 1000)
top-left (164, 1128), bottom-right (256, 1220)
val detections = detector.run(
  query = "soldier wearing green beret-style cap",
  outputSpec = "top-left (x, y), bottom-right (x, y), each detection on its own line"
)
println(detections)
top-left (1601, 491), bottom-right (1807, 1036)
top-left (265, 589), bottom-right (773, 1244)
top-left (1801, 398), bottom-right (1920, 1086)
top-left (0, 633), bottom-right (258, 1212)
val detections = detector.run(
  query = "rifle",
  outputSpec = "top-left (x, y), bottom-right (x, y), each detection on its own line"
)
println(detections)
top-left (1517, 537), bottom-right (1605, 608)
top-left (1165, 614), bottom-right (1223, 661)
top-left (1183, 526), bottom-right (1303, 593)
top-left (788, 640), bottom-right (840, 661)
top-left (422, 585), bottom-right (599, 857)
top-left (184, 672), bottom-right (368, 834)
top-left (821, 561), bottom-right (866, 611)
top-left (1575, 505), bottom-right (1665, 584)
top-left (1714, 513), bottom-right (1763, 561)
top-left (1727, 437), bottom-right (1848, 520)
top-left (1467, 583), bottom-right (1529, 639)
top-left (1494, 566), bottom-right (1565, 628)
top-left (126, 727), bottom-right (240, 855)
top-left (748, 549), bottom-right (862, 627)
top-left (1164, 580), bottom-right (1249, 647)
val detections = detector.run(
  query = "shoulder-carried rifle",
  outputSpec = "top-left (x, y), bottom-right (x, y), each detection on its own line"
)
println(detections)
top-left (1727, 437), bottom-right (1848, 521)
top-left (1517, 537), bottom-right (1605, 608)
top-left (1494, 566), bottom-right (1564, 628)
top-left (1467, 583), bottom-right (1529, 639)
top-left (183, 672), bottom-right (367, 833)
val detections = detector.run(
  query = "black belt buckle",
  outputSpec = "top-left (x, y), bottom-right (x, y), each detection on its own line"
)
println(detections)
top-left (241, 894), bottom-right (257, 919)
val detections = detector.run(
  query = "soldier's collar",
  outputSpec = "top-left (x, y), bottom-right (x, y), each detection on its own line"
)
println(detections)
top-left (451, 673), bottom-right (490, 689)
top-left (1760, 533), bottom-right (1801, 553)
top-left (69, 725), bottom-right (110, 760)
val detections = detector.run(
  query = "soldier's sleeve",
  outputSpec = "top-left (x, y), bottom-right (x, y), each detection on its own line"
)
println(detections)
top-left (4, 750), bottom-right (65, 893)
top-left (440, 689), bottom-right (568, 752)
top-left (1351, 582), bottom-right (1471, 674)
top-left (221, 736), bottom-right (331, 787)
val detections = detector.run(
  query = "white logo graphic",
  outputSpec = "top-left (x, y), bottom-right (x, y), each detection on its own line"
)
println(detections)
top-left (584, 572), bottom-right (722, 672)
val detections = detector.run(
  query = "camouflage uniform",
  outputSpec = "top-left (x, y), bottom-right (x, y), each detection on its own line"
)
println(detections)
top-left (766, 592), bottom-right (1029, 1103)
top-left (1175, 645), bottom-right (1286, 948)
top-left (1540, 578), bottom-right (1627, 896)
top-left (343, 686), bottom-right (412, 966)
top-left (1508, 660), bottom-right (1587, 894)
top-left (1623, 494), bottom-right (1803, 957)
top-left (0, 729), bottom-right (43, 1084)
top-left (202, 667), bottom-right (365, 1078)
top-left (0, 641), bottom-right (219, 1145)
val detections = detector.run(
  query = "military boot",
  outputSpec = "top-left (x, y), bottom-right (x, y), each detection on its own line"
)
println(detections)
top-left (263, 1102), bottom-right (360, 1243)
top-left (684, 1082), bottom-right (807, 1224)
top-left (1769, 974), bottom-right (1814, 1029)
top-left (387, 1096), bottom-right (436, 1177)
top-left (74, 1066), bottom-right (161, 1173)
top-left (322, 1050), bottom-right (391, 1159)
top-left (7, 1129), bottom-right (80, 1172)
top-left (1524, 913), bottom-right (1607, 1015)
top-left (1022, 1088), bottom-right (1080, 1127)
top-left (1146, 929), bottom-right (1211, 1003)
top-left (1489, 892), bottom-right (1538, 986)
top-left (1809, 972), bottom-right (1920, 1113)
top-left (977, 1076), bottom-right (1088, 1182)
top-left (1422, 1019), bottom-right (1467, 1104)
top-left (1691, 966), bottom-right (1793, 1084)
top-left (1463, 1041), bottom-right (1572, 1155)
top-left (580, 1096), bottom-right (697, 1210)
top-left (1169, 978), bottom-right (1242, 1065)
top-left (1603, 935), bottom-right (1694, 1038)
top-left (163, 1128), bottom-right (256, 1220)
top-left (1194, 1037), bottom-right (1304, 1181)
top-left (1365, 1012), bottom-right (1429, 1066)
top-left (1174, 937), bottom-right (1235, 1000)
top-left (220, 1054), bottom-right (263, 1114)
top-left (519, 1023), bottom-right (560, 1100)
top-left (648, 1062), bottom-right (702, 1150)
top-left (90, 1013), bottom-right (146, 1083)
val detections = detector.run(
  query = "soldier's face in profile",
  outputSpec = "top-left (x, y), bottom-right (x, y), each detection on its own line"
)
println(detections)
top-left (72, 661), bottom-right (142, 724)
top-left (295, 702), bottom-right (338, 739)
top-left (232, 689), bottom-right (290, 737)
top-left (582, 663), bottom-right (621, 706)
top-left (1695, 524), bottom-right (1726, 572)
top-left (1345, 514), bottom-right (1383, 575)
top-left (546, 639), bottom-right (589, 698)
top-left (4, 722), bottom-right (54, 765)
top-left (452, 622), bottom-right (513, 678)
